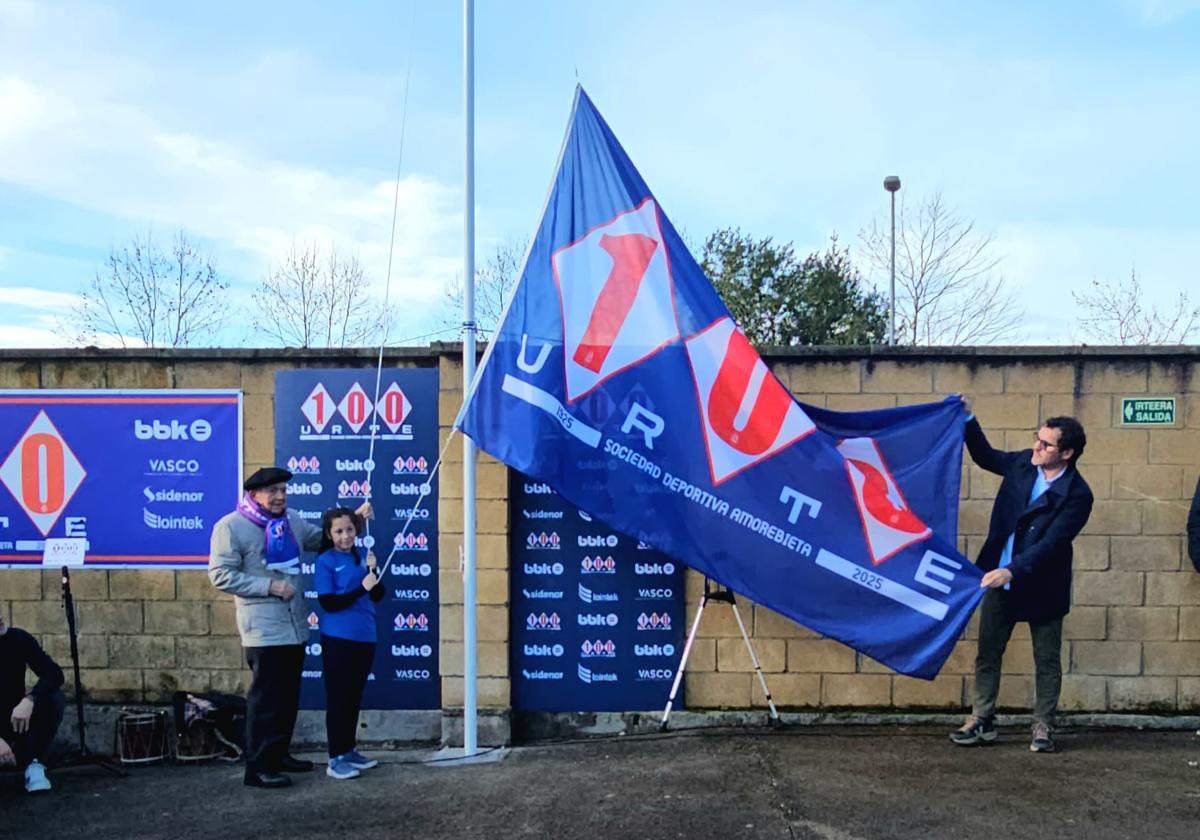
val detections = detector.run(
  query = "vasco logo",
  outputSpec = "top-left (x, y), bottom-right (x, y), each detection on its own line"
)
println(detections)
top-left (577, 534), bottom-right (618, 548)
top-left (637, 588), bottom-right (673, 600)
top-left (523, 644), bottom-right (564, 657)
top-left (143, 487), bottom-right (204, 503)
top-left (393, 507), bottom-right (431, 520)
top-left (287, 482), bottom-right (322, 495)
top-left (636, 668), bottom-right (673, 681)
top-left (392, 588), bottom-right (430, 601)
top-left (390, 563), bottom-right (433, 577)
top-left (147, 458), bottom-right (200, 475)
top-left (577, 613), bottom-right (618, 627)
top-left (142, 509), bottom-right (204, 530)
top-left (134, 418), bottom-right (212, 442)
top-left (393, 669), bottom-right (431, 681)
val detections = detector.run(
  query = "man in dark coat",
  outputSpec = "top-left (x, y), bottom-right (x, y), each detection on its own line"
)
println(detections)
top-left (950, 397), bottom-right (1093, 754)
top-left (1188, 477), bottom-right (1200, 574)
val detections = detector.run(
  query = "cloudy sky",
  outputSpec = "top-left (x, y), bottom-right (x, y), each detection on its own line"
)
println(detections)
top-left (1, 0), bottom-right (1198, 347)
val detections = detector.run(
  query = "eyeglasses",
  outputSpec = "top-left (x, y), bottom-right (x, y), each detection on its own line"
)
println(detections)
top-left (1032, 434), bottom-right (1059, 451)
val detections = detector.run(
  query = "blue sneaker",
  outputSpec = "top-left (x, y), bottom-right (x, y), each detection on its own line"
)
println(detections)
top-left (25, 759), bottom-right (51, 793)
top-left (326, 756), bottom-right (361, 780)
top-left (344, 749), bottom-right (379, 770)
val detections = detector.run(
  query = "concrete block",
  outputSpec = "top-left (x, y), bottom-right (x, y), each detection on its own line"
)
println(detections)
top-left (77, 601), bottom-right (144, 634)
top-left (685, 672), bottom-right (752, 708)
top-left (174, 362), bottom-right (242, 389)
top-left (1143, 642), bottom-right (1200, 676)
top-left (441, 676), bottom-right (510, 708)
top-left (968, 466), bottom-right (1001, 500)
top-left (1108, 607), bottom-right (1178, 641)
top-left (1142, 502), bottom-right (1187, 535)
top-left (716, 637), bottom-right (785, 673)
top-left (109, 635), bottom-right (176, 669)
top-left (440, 708), bottom-right (510, 747)
top-left (177, 571), bottom-right (221, 601)
top-left (1110, 537), bottom-right (1181, 572)
top-left (209, 600), bottom-right (238, 635)
top-left (682, 638), bottom-right (716, 672)
top-left (440, 640), bottom-right (509, 679)
top-left (177, 635), bottom-right (245, 669)
top-left (1083, 502), bottom-right (1142, 535)
top-left (13, 601), bottom-right (70, 634)
top-left (995, 674), bottom-right (1034, 710)
top-left (1073, 571), bottom-right (1143, 606)
top-left (144, 601), bottom-right (210, 635)
top-left (41, 361), bottom-right (106, 388)
top-left (108, 570), bottom-right (176, 600)
top-left (145, 669), bottom-right (212, 700)
top-left (41, 569), bottom-right (108, 599)
top-left (1083, 362), bottom-right (1149, 394)
top-left (1081, 429), bottom-right (1148, 466)
top-left (1072, 535), bottom-right (1110, 571)
top-left (786, 361), bottom-right (862, 394)
top-left (75, 669), bottom-right (143, 703)
top-left (242, 393), bottom-right (273, 431)
top-left (1149, 429), bottom-right (1200, 465)
top-left (892, 675), bottom-right (964, 708)
top-left (1148, 362), bottom-right (1195, 394)
top-left (861, 361), bottom-right (932, 394)
top-left (240, 364), bottom-right (284, 396)
top-left (0, 361), bottom-right (40, 388)
top-left (933, 363), bottom-right (1004, 396)
top-left (209, 669), bottom-right (252, 695)
top-left (1145, 572), bottom-right (1200, 606)
top-left (1071, 641), bottom-right (1142, 675)
top-left (970, 394), bottom-right (1040, 430)
top-left (1106, 676), bottom-right (1176, 712)
top-left (821, 674), bottom-right (892, 707)
top-left (1058, 674), bottom-right (1107, 711)
top-left (4, 570), bottom-right (44, 600)
top-left (957, 500), bottom-right (995, 536)
top-left (1004, 364), bottom-right (1075, 394)
top-left (1180, 678), bottom-right (1200, 711)
top-left (439, 497), bottom-right (507, 535)
top-left (1180, 607), bottom-right (1200, 640)
top-left (40, 634), bottom-right (108, 668)
top-left (825, 394), bottom-right (897, 411)
top-left (1112, 465), bottom-right (1182, 501)
top-left (786, 639), bottom-right (857, 673)
top-left (754, 673), bottom-right (820, 708)
top-left (1063, 606), bottom-right (1106, 640)
top-left (1082, 465), bottom-right (1112, 500)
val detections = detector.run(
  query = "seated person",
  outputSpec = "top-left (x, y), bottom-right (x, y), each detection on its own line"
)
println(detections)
top-left (0, 611), bottom-right (66, 793)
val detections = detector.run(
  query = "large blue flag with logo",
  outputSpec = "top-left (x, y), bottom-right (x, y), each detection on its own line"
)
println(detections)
top-left (458, 87), bottom-right (983, 679)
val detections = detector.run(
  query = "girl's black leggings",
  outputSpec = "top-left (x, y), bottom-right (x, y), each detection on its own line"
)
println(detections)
top-left (321, 635), bottom-right (376, 758)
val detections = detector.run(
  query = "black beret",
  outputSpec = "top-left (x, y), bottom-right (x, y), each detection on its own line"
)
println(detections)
top-left (243, 466), bottom-right (293, 491)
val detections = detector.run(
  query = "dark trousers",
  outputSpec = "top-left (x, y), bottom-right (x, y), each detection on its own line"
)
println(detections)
top-left (1, 690), bottom-right (65, 769)
top-left (321, 636), bottom-right (375, 758)
top-left (244, 645), bottom-right (305, 776)
top-left (972, 590), bottom-right (1064, 726)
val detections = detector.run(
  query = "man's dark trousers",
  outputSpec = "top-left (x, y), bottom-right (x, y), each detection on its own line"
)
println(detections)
top-left (972, 591), bottom-right (1063, 725)
top-left (243, 645), bottom-right (305, 777)
top-left (1, 689), bottom-right (66, 769)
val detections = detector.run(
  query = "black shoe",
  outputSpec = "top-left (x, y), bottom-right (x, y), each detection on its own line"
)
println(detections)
top-left (279, 755), bottom-right (314, 772)
top-left (244, 771), bottom-right (293, 789)
top-left (950, 715), bottom-right (997, 746)
top-left (1030, 722), bottom-right (1056, 753)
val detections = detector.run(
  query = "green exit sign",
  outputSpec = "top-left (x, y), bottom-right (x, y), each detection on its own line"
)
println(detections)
top-left (1121, 397), bottom-right (1176, 426)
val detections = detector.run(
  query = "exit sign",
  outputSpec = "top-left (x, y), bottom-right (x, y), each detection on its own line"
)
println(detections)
top-left (1121, 397), bottom-right (1176, 426)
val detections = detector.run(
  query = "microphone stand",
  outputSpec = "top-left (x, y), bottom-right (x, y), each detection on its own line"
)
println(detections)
top-left (57, 566), bottom-right (124, 776)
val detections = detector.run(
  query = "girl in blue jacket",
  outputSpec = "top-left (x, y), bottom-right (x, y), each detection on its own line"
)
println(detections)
top-left (315, 506), bottom-right (384, 780)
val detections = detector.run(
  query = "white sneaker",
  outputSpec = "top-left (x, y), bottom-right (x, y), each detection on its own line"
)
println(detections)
top-left (25, 759), bottom-right (51, 793)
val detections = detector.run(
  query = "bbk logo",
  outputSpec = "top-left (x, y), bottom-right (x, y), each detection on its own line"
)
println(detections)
top-left (393, 613), bottom-right (430, 631)
top-left (577, 534), bottom-right (619, 548)
top-left (578, 583), bottom-right (618, 604)
top-left (524, 482), bottom-right (552, 495)
top-left (134, 418), bottom-right (212, 442)
top-left (335, 458), bottom-right (373, 472)
top-left (580, 639), bottom-right (616, 658)
top-left (522, 562), bottom-right (565, 576)
top-left (393, 455), bottom-right (429, 475)
top-left (523, 643), bottom-right (565, 657)
top-left (635, 643), bottom-right (676, 657)
top-left (286, 455), bottom-right (320, 474)
top-left (287, 482), bottom-right (322, 496)
top-left (636, 668), bottom-right (674, 681)
top-left (637, 587), bottom-right (674, 600)
top-left (301, 562), bottom-right (316, 574)
top-left (635, 561), bottom-right (675, 575)
top-left (577, 613), bottom-right (619, 627)
top-left (391, 644), bottom-right (433, 658)
top-left (392, 589), bottom-right (430, 601)
top-left (390, 563), bottom-right (433, 577)
top-left (636, 612), bottom-right (672, 631)
top-left (391, 482), bottom-right (431, 496)
top-left (304, 643), bottom-right (323, 656)
top-left (580, 555), bottom-right (616, 574)
top-left (526, 532), bottom-right (561, 550)
top-left (394, 669), bottom-right (431, 681)
top-left (147, 458), bottom-right (201, 475)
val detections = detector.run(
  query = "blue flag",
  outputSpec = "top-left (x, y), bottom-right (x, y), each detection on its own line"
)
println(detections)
top-left (458, 87), bottom-right (983, 679)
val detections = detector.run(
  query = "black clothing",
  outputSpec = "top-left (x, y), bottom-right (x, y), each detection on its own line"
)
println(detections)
top-left (0, 690), bottom-right (65, 769)
top-left (1, 628), bottom-right (64, 713)
top-left (1187, 477), bottom-right (1200, 573)
top-left (964, 418), bottom-right (1094, 622)
top-left (243, 644), bottom-right (305, 779)
top-left (321, 635), bottom-right (375, 757)
top-left (243, 466), bottom-right (293, 491)
top-left (317, 581), bottom-right (385, 612)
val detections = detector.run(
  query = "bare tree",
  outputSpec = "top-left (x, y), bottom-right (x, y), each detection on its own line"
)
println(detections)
top-left (250, 242), bottom-right (393, 348)
top-left (859, 191), bottom-right (1023, 345)
top-left (1072, 269), bottom-right (1200, 345)
top-left (441, 238), bottom-right (525, 340)
top-left (67, 230), bottom-right (229, 347)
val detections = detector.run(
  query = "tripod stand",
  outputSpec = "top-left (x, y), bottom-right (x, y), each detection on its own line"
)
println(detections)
top-left (57, 566), bottom-right (124, 777)
top-left (660, 578), bottom-right (781, 731)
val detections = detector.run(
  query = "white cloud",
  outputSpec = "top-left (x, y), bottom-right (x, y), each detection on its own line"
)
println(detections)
top-left (0, 286), bottom-right (81, 310)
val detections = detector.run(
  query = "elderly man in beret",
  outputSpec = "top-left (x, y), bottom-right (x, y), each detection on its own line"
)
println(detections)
top-left (209, 466), bottom-right (370, 789)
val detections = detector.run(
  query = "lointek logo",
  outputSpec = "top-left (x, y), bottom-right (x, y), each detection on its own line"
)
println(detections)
top-left (577, 613), bottom-right (619, 627)
top-left (287, 481), bottom-right (322, 495)
top-left (523, 482), bottom-right (553, 495)
top-left (577, 534), bottom-right (618, 548)
top-left (637, 587), bottom-right (673, 600)
top-left (580, 639), bottom-right (616, 658)
top-left (523, 643), bottom-right (565, 657)
top-left (391, 644), bottom-right (433, 657)
top-left (147, 458), bottom-right (200, 475)
top-left (578, 583), bottom-right (618, 604)
top-left (142, 509), bottom-right (204, 530)
top-left (134, 418), bottom-right (212, 442)
top-left (635, 643), bottom-right (676, 657)
top-left (523, 562), bottom-right (565, 576)
top-left (390, 562), bottom-right (433, 577)
top-left (635, 561), bottom-right (675, 575)
top-left (143, 487), bottom-right (204, 503)
top-left (576, 663), bottom-right (618, 684)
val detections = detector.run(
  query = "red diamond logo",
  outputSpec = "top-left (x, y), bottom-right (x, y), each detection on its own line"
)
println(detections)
top-left (301, 383), bottom-right (334, 432)
top-left (0, 411), bottom-right (87, 536)
top-left (375, 383), bottom-right (412, 432)
top-left (337, 383), bottom-right (374, 433)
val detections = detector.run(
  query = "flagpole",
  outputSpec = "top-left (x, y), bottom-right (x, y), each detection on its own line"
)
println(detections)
top-left (461, 0), bottom-right (479, 758)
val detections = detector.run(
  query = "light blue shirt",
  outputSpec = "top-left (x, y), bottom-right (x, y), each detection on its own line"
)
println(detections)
top-left (998, 468), bottom-right (1063, 585)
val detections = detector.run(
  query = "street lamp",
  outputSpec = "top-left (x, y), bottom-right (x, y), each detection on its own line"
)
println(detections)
top-left (883, 175), bottom-right (901, 346)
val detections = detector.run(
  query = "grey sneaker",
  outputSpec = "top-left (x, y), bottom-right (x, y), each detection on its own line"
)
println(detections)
top-left (950, 715), bottom-right (997, 746)
top-left (1030, 722), bottom-right (1056, 753)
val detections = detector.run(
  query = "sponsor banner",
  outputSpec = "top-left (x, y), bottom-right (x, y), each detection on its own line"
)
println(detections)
top-left (275, 369), bottom-right (439, 711)
top-left (0, 390), bottom-right (241, 568)
top-left (510, 480), bottom-right (685, 711)
top-left (458, 88), bottom-right (981, 679)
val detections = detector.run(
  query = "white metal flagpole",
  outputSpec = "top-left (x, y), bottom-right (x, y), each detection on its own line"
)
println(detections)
top-left (461, 0), bottom-right (479, 757)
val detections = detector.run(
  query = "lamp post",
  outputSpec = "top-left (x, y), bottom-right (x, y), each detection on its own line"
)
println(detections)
top-left (883, 175), bottom-right (901, 346)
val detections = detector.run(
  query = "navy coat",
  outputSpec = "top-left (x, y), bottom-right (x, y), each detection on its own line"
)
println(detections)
top-left (965, 419), bottom-right (1094, 623)
top-left (1187, 477), bottom-right (1200, 574)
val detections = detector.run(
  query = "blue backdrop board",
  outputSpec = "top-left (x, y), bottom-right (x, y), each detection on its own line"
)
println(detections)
top-left (273, 369), bottom-right (440, 711)
top-left (510, 474), bottom-right (686, 712)
top-left (0, 390), bottom-right (242, 568)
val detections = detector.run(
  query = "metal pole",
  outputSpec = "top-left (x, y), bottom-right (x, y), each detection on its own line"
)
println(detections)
top-left (462, 0), bottom-right (478, 757)
top-left (889, 189), bottom-right (896, 346)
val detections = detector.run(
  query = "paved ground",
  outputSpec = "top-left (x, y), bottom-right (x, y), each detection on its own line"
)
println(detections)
top-left (3, 725), bottom-right (1199, 840)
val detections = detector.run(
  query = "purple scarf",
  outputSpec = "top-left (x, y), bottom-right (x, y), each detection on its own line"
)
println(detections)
top-left (236, 493), bottom-right (301, 575)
